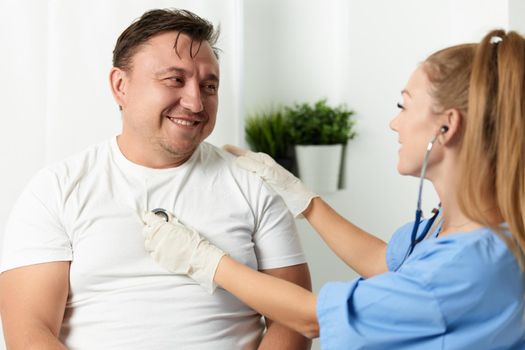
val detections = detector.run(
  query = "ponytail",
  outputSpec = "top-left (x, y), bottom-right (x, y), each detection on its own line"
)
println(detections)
top-left (458, 29), bottom-right (525, 267)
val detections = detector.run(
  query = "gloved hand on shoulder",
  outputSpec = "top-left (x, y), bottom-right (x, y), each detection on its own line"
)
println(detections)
top-left (223, 144), bottom-right (319, 218)
top-left (142, 211), bottom-right (226, 294)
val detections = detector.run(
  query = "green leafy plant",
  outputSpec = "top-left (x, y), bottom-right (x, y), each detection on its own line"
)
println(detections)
top-left (245, 107), bottom-right (292, 159)
top-left (287, 99), bottom-right (356, 145)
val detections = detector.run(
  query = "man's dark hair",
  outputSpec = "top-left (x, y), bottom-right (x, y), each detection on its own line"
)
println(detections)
top-left (113, 8), bottom-right (220, 71)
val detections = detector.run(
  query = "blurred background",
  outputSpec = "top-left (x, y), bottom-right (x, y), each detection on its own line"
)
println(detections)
top-left (1, 0), bottom-right (523, 348)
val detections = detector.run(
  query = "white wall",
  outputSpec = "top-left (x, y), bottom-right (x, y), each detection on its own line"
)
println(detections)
top-left (243, 0), bottom-right (513, 276)
top-left (243, 1), bottom-right (519, 349)
top-left (0, 1), bottom-right (523, 348)
top-left (510, 0), bottom-right (525, 35)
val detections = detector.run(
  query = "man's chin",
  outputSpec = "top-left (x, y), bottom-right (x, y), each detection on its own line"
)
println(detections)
top-left (161, 142), bottom-right (198, 160)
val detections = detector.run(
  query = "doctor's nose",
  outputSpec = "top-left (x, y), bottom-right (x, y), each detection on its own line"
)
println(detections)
top-left (389, 115), bottom-right (399, 132)
top-left (180, 83), bottom-right (204, 113)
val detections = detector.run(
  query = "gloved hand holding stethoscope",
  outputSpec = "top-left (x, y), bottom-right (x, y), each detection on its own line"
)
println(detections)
top-left (142, 209), bottom-right (225, 294)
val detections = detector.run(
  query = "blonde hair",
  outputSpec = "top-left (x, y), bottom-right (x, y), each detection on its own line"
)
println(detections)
top-left (424, 30), bottom-right (525, 266)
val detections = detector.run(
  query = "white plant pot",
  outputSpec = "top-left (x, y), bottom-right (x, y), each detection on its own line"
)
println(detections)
top-left (295, 144), bottom-right (343, 193)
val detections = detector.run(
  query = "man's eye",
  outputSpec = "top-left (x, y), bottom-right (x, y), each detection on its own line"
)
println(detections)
top-left (203, 84), bottom-right (218, 94)
top-left (166, 77), bottom-right (183, 84)
top-left (397, 102), bottom-right (405, 110)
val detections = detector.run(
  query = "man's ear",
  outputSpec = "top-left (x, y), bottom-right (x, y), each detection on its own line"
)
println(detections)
top-left (439, 108), bottom-right (462, 145)
top-left (109, 67), bottom-right (128, 110)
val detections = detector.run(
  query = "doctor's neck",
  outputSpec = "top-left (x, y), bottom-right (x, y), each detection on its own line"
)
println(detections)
top-left (431, 162), bottom-right (482, 235)
top-left (433, 184), bottom-right (495, 236)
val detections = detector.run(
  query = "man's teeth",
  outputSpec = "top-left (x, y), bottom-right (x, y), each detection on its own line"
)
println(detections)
top-left (170, 118), bottom-right (197, 126)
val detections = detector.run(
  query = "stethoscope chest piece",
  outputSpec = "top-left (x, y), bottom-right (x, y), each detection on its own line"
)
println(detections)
top-left (151, 208), bottom-right (170, 222)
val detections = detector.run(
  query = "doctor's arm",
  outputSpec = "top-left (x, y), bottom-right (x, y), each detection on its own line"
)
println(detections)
top-left (303, 197), bottom-right (388, 277)
top-left (143, 214), bottom-right (320, 339)
top-left (218, 257), bottom-right (319, 339)
top-left (258, 264), bottom-right (312, 349)
top-left (0, 262), bottom-right (69, 350)
top-left (224, 145), bottom-right (388, 278)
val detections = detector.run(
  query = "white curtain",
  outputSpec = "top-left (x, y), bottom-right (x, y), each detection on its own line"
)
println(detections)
top-left (0, 0), bottom-right (243, 243)
top-left (0, 2), bottom-right (243, 346)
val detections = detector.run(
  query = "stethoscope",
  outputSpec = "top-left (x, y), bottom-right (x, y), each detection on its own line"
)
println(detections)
top-left (395, 125), bottom-right (448, 270)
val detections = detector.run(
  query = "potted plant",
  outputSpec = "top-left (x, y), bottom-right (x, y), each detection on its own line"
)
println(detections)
top-left (244, 106), bottom-right (296, 174)
top-left (287, 99), bottom-right (356, 192)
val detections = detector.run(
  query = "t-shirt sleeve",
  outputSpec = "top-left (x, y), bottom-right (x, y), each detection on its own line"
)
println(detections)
top-left (0, 168), bottom-right (72, 272)
top-left (316, 271), bottom-right (446, 349)
top-left (251, 182), bottom-right (306, 270)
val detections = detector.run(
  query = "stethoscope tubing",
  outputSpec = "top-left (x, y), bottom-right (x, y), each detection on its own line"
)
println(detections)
top-left (396, 132), bottom-right (442, 270)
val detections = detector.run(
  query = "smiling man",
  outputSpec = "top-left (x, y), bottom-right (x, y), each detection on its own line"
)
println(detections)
top-left (0, 9), bottom-right (311, 349)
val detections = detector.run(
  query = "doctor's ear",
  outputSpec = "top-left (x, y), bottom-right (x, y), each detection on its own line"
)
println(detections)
top-left (438, 108), bottom-right (462, 144)
top-left (109, 67), bottom-right (128, 110)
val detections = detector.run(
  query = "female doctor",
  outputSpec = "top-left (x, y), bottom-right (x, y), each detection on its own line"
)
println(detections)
top-left (142, 29), bottom-right (525, 349)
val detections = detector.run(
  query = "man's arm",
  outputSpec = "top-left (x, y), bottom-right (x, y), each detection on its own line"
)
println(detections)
top-left (258, 263), bottom-right (312, 350)
top-left (0, 262), bottom-right (70, 349)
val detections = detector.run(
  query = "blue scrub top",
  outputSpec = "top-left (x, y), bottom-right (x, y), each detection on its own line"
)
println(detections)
top-left (317, 219), bottom-right (525, 349)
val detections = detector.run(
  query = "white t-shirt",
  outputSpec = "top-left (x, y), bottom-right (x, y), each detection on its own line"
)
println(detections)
top-left (1, 138), bottom-right (306, 350)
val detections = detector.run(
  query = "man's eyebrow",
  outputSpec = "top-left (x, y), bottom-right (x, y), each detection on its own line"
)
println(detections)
top-left (202, 73), bottom-right (219, 82)
top-left (154, 67), bottom-right (219, 82)
top-left (155, 67), bottom-right (185, 77)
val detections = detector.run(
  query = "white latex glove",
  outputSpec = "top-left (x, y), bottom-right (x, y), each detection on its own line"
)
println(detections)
top-left (223, 144), bottom-right (318, 218)
top-left (142, 211), bottom-right (226, 294)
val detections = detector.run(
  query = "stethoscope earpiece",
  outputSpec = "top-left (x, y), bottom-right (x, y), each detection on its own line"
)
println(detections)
top-left (440, 125), bottom-right (449, 133)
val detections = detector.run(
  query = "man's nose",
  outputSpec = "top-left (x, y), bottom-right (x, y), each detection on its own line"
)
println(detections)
top-left (180, 81), bottom-right (204, 113)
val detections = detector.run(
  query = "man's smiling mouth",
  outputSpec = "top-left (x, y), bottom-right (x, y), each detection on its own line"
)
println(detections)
top-left (167, 116), bottom-right (200, 127)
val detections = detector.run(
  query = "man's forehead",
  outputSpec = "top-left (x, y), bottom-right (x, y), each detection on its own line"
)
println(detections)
top-left (145, 31), bottom-right (213, 57)
top-left (132, 31), bottom-right (219, 74)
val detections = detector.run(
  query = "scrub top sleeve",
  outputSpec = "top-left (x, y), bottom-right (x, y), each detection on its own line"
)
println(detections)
top-left (386, 221), bottom-right (414, 271)
top-left (0, 168), bottom-right (72, 272)
top-left (317, 272), bottom-right (446, 350)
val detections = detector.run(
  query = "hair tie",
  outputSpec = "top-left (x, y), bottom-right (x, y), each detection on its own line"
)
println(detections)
top-left (490, 35), bottom-right (503, 44)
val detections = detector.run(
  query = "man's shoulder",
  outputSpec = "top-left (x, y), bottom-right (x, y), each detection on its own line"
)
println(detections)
top-left (198, 142), bottom-right (235, 164)
top-left (40, 139), bottom-right (112, 183)
top-left (198, 143), bottom-right (264, 182)
top-left (197, 142), bottom-right (281, 200)
top-left (198, 143), bottom-right (242, 174)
